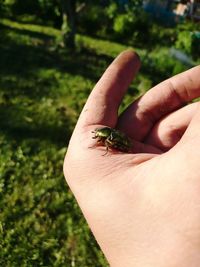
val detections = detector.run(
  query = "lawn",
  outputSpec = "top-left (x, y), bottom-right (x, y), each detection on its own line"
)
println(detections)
top-left (0, 18), bottom-right (190, 266)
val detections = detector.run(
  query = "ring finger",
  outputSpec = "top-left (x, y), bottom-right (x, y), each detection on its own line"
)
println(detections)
top-left (144, 102), bottom-right (199, 151)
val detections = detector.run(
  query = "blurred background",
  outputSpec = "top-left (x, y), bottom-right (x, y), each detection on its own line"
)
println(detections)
top-left (0, 0), bottom-right (199, 266)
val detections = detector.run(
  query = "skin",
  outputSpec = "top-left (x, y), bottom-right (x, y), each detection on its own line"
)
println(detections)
top-left (64, 50), bottom-right (200, 267)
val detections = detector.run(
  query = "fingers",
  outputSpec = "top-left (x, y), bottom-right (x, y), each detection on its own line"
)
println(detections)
top-left (77, 50), bottom-right (140, 129)
top-left (130, 139), bottom-right (162, 154)
top-left (144, 102), bottom-right (198, 151)
top-left (117, 66), bottom-right (200, 141)
top-left (181, 102), bottom-right (200, 144)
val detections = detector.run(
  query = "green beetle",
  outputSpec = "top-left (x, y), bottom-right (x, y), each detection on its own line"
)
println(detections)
top-left (92, 127), bottom-right (132, 154)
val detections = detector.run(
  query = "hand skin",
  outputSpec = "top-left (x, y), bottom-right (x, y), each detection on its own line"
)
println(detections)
top-left (64, 50), bottom-right (200, 267)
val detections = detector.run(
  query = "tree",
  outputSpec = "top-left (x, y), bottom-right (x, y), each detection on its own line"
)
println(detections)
top-left (60, 0), bottom-right (76, 49)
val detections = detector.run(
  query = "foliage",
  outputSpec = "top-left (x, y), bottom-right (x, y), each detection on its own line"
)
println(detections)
top-left (143, 47), bottom-right (188, 84)
top-left (175, 30), bottom-right (200, 60)
top-left (105, 1), bottom-right (118, 20)
top-left (175, 31), bottom-right (193, 54)
top-left (125, 0), bottom-right (143, 11)
top-left (191, 32), bottom-right (200, 59)
top-left (149, 23), bottom-right (176, 47)
top-left (113, 13), bottom-right (132, 36)
top-left (2, 0), bottom-right (198, 56)
top-left (0, 0), bottom-right (5, 13)
top-left (112, 9), bottom-right (152, 46)
top-left (77, 3), bottom-right (110, 37)
top-left (2, 0), bottom-right (61, 26)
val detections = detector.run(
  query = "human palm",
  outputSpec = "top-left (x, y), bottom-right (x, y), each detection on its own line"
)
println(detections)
top-left (64, 51), bottom-right (200, 266)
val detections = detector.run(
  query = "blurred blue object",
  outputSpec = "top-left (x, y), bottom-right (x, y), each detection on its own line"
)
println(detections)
top-left (143, 2), bottom-right (176, 25)
top-left (170, 47), bottom-right (195, 67)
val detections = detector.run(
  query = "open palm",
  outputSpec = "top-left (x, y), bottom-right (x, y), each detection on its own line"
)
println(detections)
top-left (64, 51), bottom-right (200, 267)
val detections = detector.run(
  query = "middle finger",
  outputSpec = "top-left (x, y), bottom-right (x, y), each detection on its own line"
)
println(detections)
top-left (117, 66), bottom-right (200, 141)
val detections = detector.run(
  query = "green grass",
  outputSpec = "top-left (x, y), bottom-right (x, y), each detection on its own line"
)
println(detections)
top-left (0, 18), bottom-right (192, 266)
top-left (0, 18), bottom-right (109, 267)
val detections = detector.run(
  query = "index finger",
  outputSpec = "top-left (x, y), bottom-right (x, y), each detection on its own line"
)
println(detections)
top-left (76, 50), bottom-right (140, 130)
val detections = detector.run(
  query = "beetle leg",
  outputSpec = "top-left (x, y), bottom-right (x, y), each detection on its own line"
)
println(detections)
top-left (102, 139), bottom-right (110, 156)
top-left (110, 132), bottom-right (113, 140)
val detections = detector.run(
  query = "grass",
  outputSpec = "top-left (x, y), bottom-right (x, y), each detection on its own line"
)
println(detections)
top-left (0, 18), bottom-right (109, 267)
top-left (0, 18), bottom-right (192, 266)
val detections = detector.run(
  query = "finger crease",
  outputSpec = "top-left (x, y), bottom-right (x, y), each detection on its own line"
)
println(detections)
top-left (167, 79), bottom-right (188, 106)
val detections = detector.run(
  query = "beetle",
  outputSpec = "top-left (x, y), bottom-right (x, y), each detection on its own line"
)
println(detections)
top-left (92, 127), bottom-right (132, 154)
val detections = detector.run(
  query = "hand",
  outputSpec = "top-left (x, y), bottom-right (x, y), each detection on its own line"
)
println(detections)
top-left (64, 51), bottom-right (200, 267)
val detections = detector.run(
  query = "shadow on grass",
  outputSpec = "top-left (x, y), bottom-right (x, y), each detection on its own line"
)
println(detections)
top-left (0, 22), bottom-right (54, 40)
top-left (0, 22), bottom-right (114, 99)
top-left (0, 22), bottom-right (115, 145)
top-left (0, 102), bottom-right (73, 147)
